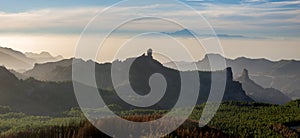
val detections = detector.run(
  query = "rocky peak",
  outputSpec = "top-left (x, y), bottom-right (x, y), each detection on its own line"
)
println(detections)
top-left (226, 67), bottom-right (233, 81)
top-left (240, 69), bottom-right (250, 81)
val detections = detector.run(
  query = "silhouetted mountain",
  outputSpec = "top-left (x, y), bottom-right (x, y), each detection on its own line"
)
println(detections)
top-left (164, 54), bottom-right (300, 100)
top-left (22, 59), bottom-right (73, 81)
top-left (94, 55), bottom-right (253, 109)
top-left (162, 29), bottom-right (251, 39)
top-left (0, 52), bottom-right (253, 115)
top-left (0, 46), bottom-right (63, 72)
top-left (237, 69), bottom-right (291, 105)
top-left (0, 47), bottom-right (34, 72)
top-left (216, 34), bottom-right (245, 38)
top-left (24, 53), bottom-right (252, 105)
top-left (25, 51), bottom-right (63, 64)
top-left (162, 29), bottom-right (194, 37)
top-left (0, 66), bottom-right (78, 116)
top-left (8, 69), bottom-right (26, 79)
top-left (0, 66), bottom-right (19, 84)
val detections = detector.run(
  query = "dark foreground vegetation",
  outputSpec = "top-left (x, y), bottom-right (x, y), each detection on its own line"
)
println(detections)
top-left (2, 115), bottom-right (229, 138)
top-left (0, 100), bottom-right (300, 138)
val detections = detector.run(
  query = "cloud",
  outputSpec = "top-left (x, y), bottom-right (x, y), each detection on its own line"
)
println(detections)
top-left (0, 4), bottom-right (175, 34)
top-left (242, 0), bottom-right (268, 3)
top-left (270, 0), bottom-right (300, 6)
top-left (0, 7), bottom-right (101, 34)
top-left (0, 1), bottom-right (298, 38)
top-left (191, 2), bottom-right (300, 37)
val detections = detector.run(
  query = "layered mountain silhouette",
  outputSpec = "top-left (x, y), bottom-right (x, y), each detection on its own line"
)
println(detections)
top-left (3, 46), bottom-right (298, 101)
top-left (10, 46), bottom-right (299, 101)
top-left (25, 51), bottom-right (63, 64)
top-left (0, 46), bottom-right (63, 72)
top-left (2, 47), bottom-right (298, 115)
top-left (0, 51), bottom-right (254, 115)
top-left (162, 29), bottom-right (194, 37)
top-left (0, 47), bottom-right (34, 72)
top-left (162, 29), bottom-right (248, 38)
top-left (0, 66), bottom-right (77, 115)
top-left (237, 69), bottom-right (291, 105)
top-left (22, 59), bottom-right (73, 81)
top-left (164, 54), bottom-right (300, 100)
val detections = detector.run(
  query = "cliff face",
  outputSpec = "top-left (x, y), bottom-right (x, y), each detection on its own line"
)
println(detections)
top-left (221, 68), bottom-right (254, 102)
top-left (237, 69), bottom-right (291, 105)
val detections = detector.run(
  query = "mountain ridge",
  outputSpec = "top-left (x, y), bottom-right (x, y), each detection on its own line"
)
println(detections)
top-left (0, 52), bottom-right (254, 115)
top-left (237, 69), bottom-right (291, 105)
top-left (164, 53), bottom-right (300, 100)
top-left (0, 46), bottom-right (63, 72)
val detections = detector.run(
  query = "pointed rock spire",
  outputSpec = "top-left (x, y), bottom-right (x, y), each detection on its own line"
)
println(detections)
top-left (226, 67), bottom-right (233, 81)
top-left (241, 69), bottom-right (250, 81)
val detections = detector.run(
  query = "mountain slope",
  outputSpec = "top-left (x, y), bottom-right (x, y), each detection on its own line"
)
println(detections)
top-left (0, 66), bottom-right (19, 84)
top-left (0, 47), bottom-right (34, 71)
top-left (22, 59), bottom-right (73, 81)
top-left (164, 54), bottom-right (300, 100)
top-left (25, 51), bottom-right (63, 64)
top-left (0, 66), bottom-right (78, 116)
top-left (0, 53), bottom-right (253, 115)
top-left (237, 69), bottom-right (291, 105)
top-left (99, 55), bottom-right (253, 109)
top-left (0, 46), bottom-right (63, 72)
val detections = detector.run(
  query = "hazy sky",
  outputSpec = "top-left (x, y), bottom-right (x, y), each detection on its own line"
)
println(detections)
top-left (0, 0), bottom-right (299, 62)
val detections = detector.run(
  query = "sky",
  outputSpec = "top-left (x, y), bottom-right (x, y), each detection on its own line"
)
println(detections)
top-left (0, 0), bottom-right (299, 62)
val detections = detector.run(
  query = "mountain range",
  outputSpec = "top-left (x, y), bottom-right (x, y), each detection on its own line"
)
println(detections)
top-left (18, 54), bottom-right (291, 105)
top-left (0, 46), bottom-right (63, 72)
top-left (4, 45), bottom-right (298, 101)
top-left (237, 69), bottom-right (291, 105)
top-left (0, 51), bottom-right (255, 115)
top-left (164, 54), bottom-right (300, 100)
top-left (0, 47), bottom-right (298, 115)
top-left (0, 66), bottom-right (77, 116)
top-left (161, 29), bottom-right (258, 39)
